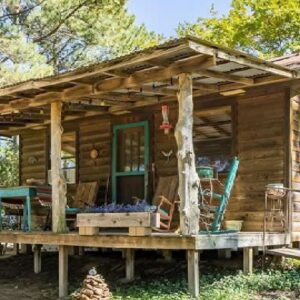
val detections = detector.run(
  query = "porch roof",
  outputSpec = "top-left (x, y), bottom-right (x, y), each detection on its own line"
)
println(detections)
top-left (0, 36), bottom-right (299, 134)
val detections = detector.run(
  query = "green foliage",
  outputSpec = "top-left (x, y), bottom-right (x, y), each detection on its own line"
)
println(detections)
top-left (0, 137), bottom-right (19, 187)
top-left (177, 0), bottom-right (300, 58)
top-left (112, 268), bottom-right (300, 300)
top-left (0, 0), bottom-right (161, 86)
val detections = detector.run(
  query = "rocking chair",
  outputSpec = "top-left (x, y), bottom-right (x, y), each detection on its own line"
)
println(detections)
top-left (199, 156), bottom-right (239, 232)
top-left (153, 175), bottom-right (179, 231)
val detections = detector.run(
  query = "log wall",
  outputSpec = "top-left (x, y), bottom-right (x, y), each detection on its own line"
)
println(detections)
top-left (291, 89), bottom-right (300, 235)
top-left (18, 86), bottom-right (297, 234)
top-left (226, 91), bottom-right (287, 231)
top-left (20, 128), bottom-right (48, 184)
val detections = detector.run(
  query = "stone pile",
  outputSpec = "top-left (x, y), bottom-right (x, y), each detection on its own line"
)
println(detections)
top-left (73, 268), bottom-right (111, 300)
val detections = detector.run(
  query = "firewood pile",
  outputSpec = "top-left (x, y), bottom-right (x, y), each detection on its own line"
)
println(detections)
top-left (72, 268), bottom-right (111, 300)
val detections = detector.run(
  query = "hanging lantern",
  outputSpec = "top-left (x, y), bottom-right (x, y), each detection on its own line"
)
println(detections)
top-left (160, 105), bottom-right (172, 134)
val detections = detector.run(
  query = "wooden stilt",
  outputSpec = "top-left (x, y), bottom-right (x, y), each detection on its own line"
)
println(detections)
top-left (243, 247), bottom-right (253, 274)
top-left (51, 101), bottom-right (67, 233)
top-left (14, 243), bottom-right (19, 255)
top-left (126, 248), bottom-right (135, 281)
top-left (162, 249), bottom-right (173, 262)
top-left (59, 245), bottom-right (68, 298)
top-left (78, 246), bottom-right (85, 256)
top-left (218, 249), bottom-right (231, 259)
top-left (175, 73), bottom-right (200, 235)
top-left (33, 244), bottom-right (42, 274)
top-left (187, 250), bottom-right (199, 298)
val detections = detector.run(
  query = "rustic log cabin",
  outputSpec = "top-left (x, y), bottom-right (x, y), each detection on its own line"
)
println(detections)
top-left (0, 36), bottom-right (300, 298)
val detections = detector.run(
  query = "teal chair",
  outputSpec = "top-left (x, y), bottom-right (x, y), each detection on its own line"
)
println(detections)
top-left (199, 157), bottom-right (239, 232)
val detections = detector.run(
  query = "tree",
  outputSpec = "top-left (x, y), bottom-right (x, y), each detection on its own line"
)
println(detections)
top-left (0, 137), bottom-right (19, 186)
top-left (0, 0), bottom-right (161, 86)
top-left (177, 0), bottom-right (300, 58)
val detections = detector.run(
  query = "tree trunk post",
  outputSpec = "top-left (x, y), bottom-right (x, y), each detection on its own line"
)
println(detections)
top-left (51, 101), bottom-right (67, 233)
top-left (175, 73), bottom-right (200, 235)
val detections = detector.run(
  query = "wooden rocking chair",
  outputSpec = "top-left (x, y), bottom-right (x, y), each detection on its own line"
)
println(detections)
top-left (36, 181), bottom-right (99, 229)
top-left (153, 175), bottom-right (179, 231)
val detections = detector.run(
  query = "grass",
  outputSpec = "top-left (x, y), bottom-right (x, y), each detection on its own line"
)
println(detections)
top-left (112, 264), bottom-right (300, 300)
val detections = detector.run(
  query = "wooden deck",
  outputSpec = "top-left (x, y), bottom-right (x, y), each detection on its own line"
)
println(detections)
top-left (0, 230), bottom-right (291, 298)
top-left (0, 231), bottom-right (291, 250)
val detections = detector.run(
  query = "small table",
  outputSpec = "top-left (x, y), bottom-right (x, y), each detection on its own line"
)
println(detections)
top-left (0, 186), bottom-right (37, 231)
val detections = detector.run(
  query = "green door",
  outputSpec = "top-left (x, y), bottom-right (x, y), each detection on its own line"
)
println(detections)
top-left (112, 121), bottom-right (149, 203)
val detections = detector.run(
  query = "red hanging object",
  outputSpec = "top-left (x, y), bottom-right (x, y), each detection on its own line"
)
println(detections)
top-left (160, 105), bottom-right (172, 134)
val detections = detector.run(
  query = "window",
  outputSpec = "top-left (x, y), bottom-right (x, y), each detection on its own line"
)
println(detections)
top-left (48, 131), bottom-right (77, 184)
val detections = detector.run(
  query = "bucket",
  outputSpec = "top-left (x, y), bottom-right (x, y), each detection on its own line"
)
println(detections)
top-left (224, 220), bottom-right (243, 231)
top-left (196, 166), bottom-right (214, 178)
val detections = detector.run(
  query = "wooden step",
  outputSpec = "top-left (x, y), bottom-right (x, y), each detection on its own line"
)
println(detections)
top-left (266, 248), bottom-right (300, 259)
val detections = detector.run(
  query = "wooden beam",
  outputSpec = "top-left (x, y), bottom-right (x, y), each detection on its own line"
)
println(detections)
top-left (175, 73), bottom-right (200, 235)
top-left (95, 56), bottom-right (215, 94)
top-left (243, 247), bottom-right (253, 274)
top-left (33, 244), bottom-right (42, 274)
top-left (198, 116), bottom-right (231, 136)
top-left (188, 40), bottom-right (298, 78)
top-left (187, 250), bottom-right (200, 298)
top-left (51, 101), bottom-right (67, 233)
top-left (59, 245), bottom-right (69, 298)
top-left (195, 68), bottom-right (254, 85)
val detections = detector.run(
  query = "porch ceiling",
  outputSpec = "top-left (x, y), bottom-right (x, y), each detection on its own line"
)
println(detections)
top-left (0, 36), bottom-right (298, 134)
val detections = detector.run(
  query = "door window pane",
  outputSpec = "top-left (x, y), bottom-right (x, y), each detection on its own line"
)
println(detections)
top-left (117, 126), bottom-right (144, 172)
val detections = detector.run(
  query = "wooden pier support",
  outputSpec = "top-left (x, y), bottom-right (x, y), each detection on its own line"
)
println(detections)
top-left (59, 245), bottom-right (69, 298)
top-left (125, 248), bottom-right (135, 281)
top-left (187, 250), bottom-right (199, 298)
top-left (218, 249), bottom-right (232, 259)
top-left (243, 247), bottom-right (253, 274)
top-left (33, 244), bottom-right (42, 274)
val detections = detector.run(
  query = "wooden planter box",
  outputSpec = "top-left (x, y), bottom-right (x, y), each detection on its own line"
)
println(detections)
top-left (76, 212), bottom-right (160, 236)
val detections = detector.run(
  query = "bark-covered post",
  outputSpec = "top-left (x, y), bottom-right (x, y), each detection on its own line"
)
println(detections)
top-left (51, 101), bottom-right (67, 233)
top-left (175, 73), bottom-right (200, 235)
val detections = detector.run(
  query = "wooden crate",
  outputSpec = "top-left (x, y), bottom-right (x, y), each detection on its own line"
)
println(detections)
top-left (77, 212), bottom-right (160, 236)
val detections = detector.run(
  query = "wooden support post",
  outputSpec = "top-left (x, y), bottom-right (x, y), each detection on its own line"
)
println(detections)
top-left (162, 250), bottom-right (173, 262)
top-left (33, 244), bottom-right (42, 274)
top-left (125, 248), bottom-right (135, 281)
top-left (59, 245), bottom-right (68, 298)
top-left (51, 101), bottom-right (67, 233)
top-left (175, 73), bottom-right (200, 235)
top-left (243, 247), bottom-right (253, 274)
top-left (187, 250), bottom-right (199, 298)
top-left (218, 249), bottom-right (232, 259)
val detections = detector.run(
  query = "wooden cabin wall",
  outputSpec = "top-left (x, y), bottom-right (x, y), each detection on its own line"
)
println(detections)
top-left (290, 89), bottom-right (300, 236)
top-left (20, 128), bottom-right (48, 184)
top-left (226, 91), bottom-right (287, 231)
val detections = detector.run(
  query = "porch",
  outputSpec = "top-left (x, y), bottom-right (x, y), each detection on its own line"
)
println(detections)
top-left (0, 37), bottom-right (299, 298)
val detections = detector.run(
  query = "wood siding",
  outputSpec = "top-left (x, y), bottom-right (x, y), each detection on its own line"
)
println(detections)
top-left (291, 89), bottom-right (300, 235)
top-left (226, 91), bottom-right (286, 231)
top-left (20, 129), bottom-right (48, 184)
top-left (18, 87), bottom-right (297, 234)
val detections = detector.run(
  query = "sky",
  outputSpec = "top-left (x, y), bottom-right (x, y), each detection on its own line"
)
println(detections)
top-left (127, 0), bottom-right (232, 37)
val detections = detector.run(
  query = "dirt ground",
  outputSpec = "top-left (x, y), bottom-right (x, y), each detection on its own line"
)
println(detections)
top-left (0, 248), bottom-right (189, 300)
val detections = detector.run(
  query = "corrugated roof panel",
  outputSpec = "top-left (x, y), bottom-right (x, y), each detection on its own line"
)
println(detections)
top-left (232, 68), bottom-right (269, 77)
top-left (209, 62), bottom-right (246, 72)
